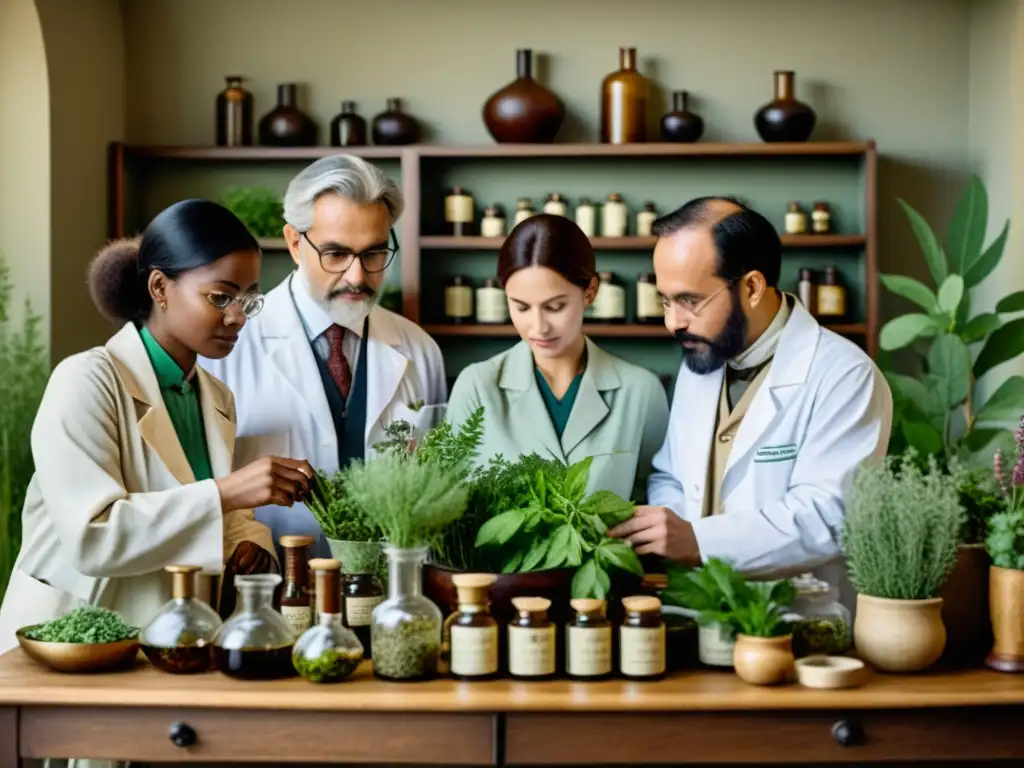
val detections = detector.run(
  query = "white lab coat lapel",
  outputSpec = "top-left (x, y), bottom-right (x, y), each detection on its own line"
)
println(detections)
top-left (364, 306), bottom-right (410, 444)
top-left (679, 366), bottom-right (724, 511)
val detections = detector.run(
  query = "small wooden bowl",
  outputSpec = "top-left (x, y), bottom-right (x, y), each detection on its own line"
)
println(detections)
top-left (795, 655), bottom-right (867, 689)
top-left (16, 625), bottom-right (140, 674)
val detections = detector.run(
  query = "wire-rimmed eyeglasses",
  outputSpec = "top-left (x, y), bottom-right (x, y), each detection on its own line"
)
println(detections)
top-left (203, 290), bottom-right (265, 318)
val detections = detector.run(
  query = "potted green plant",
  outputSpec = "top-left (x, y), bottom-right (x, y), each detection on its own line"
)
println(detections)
top-left (219, 187), bottom-right (286, 238)
top-left (842, 451), bottom-right (965, 672)
top-left (660, 559), bottom-right (741, 667)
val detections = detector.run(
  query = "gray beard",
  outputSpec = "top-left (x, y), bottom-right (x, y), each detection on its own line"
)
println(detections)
top-left (298, 263), bottom-right (379, 331)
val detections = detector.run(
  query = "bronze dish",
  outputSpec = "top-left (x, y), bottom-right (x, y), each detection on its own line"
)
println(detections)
top-left (16, 625), bottom-right (141, 673)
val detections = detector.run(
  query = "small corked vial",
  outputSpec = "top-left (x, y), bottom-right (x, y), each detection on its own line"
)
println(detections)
top-left (447, 573), bottom-right (499, 681)
top-left (508, 597), bottom-right (556, 679)
top-left (619, 595), bottom-right (666, 680)
top-left (566, 598), bottom-right (613, 680)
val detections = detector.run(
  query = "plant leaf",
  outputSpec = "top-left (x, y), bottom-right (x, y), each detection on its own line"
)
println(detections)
top-left (960, 313), bottom-right (1001, 344)
top-left (963, 220), bottom-right (1010, 288)
top-left (571, 558), bottom-right (599, 599)
top-left (541, 524), bottom-right (573, 570)
top-left (596, 539), bottom-right (645, 577)
top-left (879, 314), bottom-right (940, 351)
top-left (502, 549), bottom-right (525, 573)
top-left (898, 197), bottom-right (948, 286)
top-left (885, 373), bottom-right (943, 421)
top-left (880, 274), bottom-right (939, 313)
top-left (928, 333), bottom-right (972, 408)
top-left (996, 291), bottom-right (1024, 314)
top-left (563, 457), bottom-right (592, 503)
top-left (475, 508), bottom-right (527, 547)
top-left (975, 376), bottom-right (1024, 425)
top-left (974, 317), bottom-right (1024, 379)
top-left (901, 417), bottom-right (945, 456)
top-left (945, 175), bottom-right (988, 277)
top-left (961, 427), bottom-right (1016, 470)
top-left (520, 536), bottom-right (552, 572)
top-left (581, 490), bottom-right (635, 526)
top-left (937, 274), bottom-right (965, 316)
top-left (565, 526), bottom-right (585, 567)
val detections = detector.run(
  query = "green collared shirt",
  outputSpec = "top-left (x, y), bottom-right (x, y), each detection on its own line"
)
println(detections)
top-left (534, 367), bottom-right (583, 440)
top-left (139, 326), bottom-right (213, 482)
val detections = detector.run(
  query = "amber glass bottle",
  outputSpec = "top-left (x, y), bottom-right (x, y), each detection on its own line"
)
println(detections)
top-left (566, 598), bottom-right (613, 680)
top-left (446, 574), bottom-right (499, 681)
top-left (508, 597), bottom-right (557, 679)
top-left (600, 47), bottom-right (649, 144)
top-left (279, 535), bottom-right (313, 637)
top-left (619, 596), bottom-right (666, 680)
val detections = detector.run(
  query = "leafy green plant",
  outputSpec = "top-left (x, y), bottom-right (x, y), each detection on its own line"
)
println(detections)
top-left (220, 187), bottom-right (285, 238)
top-left (984, 416), bottom-right (1024, 570)
top-left (953, 465), bottom-right (1005, 545)
top-left (842, 450), bottom-right (965, 600)
top-left (0, 254), bottom-right (48, 601)
top-left (879, 176), bottom-right (1018, 466)
top-left (306, 469), bottom-right (377, 542)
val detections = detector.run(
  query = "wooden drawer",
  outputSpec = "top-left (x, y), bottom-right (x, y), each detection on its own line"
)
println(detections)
top-left (21, 706), bottom-right (495, 765)
top-left (505, 707), bottom-right (1024, 764)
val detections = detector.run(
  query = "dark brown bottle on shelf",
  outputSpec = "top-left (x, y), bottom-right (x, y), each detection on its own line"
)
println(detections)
top-left (483, 48), bottom-right (565, 144)
top-left (216, 75), bottom-right (253, 147)
top-left (330, 101), bottom-right (367, 147)
top-left (279, 535), bottom-right (313, 638)
top-left (600, 47), bottom-right (649, 144)
top-left (660, 90), bottom-right (704, 143)
top-left (754, 70), bottom-right (816, 143)
top-left (372, 98), bottom-right (421, 146)
top-left (258, 83), bottom-right (317, 147)
top-left (344, 572), bottom-right (384, 658)
top-left (816, 266), bottom-right (847, 322)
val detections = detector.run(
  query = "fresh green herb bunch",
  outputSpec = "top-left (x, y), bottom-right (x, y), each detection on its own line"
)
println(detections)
top-left (986, 509), bottom-right (1024, 570)
top-left (25, 606), bottom-right (138, 644)
top-left (219, 187), bottom-right (285, 238)
top-left (306, 469), bottom-right (378, 542)
top-left (842, 450), bottom-right (965, 600)
top-left (953, 465), bottom-right (1006, 544)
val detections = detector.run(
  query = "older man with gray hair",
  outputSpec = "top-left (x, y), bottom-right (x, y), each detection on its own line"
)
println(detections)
top-left (200, 154), bottom-right (446, 558)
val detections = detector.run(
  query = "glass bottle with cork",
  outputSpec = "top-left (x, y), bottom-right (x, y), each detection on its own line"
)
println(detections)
top-left (566, 598), bottom-right (613, 680)
top-left (293, 558), bottom-right (364, 683)
top-left (443, 574), bottom-right (499, 681)
top-left (444, 187), bottom-right (475, 236)
top-left (619, 595), bottom-right (666, 680)
top-left (508, 597), bottom-right (557, 680)
top-left (476, 278), bottom-right (509, 325)
top-left (336, 540), bottom-right (385, 658)
top-left (513, 197), bottom-right (536, 227)
top-left (480, 205), bottom-right (506, 238)
top-left (445, 276), bottom-right (474, 324)
top-left (784, 202), bottom-right (808, 235)
top-left (636, 273), bottom-right (664, 324)
top-left (811, 202), bottom-right (833, 234)
top-left (543, 193), bottom-right (568, 217)
top-left (140, 565), bottom-right (222, 674)
top-left (575, 197), bottom-right (596, 236)
top-left (279, 535), bottom-right (313, 638)
top-left (601, 193), bottom-right (628, 237)
top-left (816, 265), bottom-right (847, 322)
top-left (636, 201), bottom-right (657, 237)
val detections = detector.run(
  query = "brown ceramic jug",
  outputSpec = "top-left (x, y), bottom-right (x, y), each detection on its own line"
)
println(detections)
top-left (372, 98), bottom-right (420, 146)
top-left (258, 83), bottom-right (317, 147)
top-left (754, 71), bottom-right (816, 143)
top-left (330, 101), bottom-right (367, 147)
top-left (482, 49), bottom-right (565, 143)
top-left (660, 90), bottom-right (704, 143)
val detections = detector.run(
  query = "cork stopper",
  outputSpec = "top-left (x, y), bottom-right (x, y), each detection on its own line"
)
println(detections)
top-left (280, 535), bottom-right (314, 549)
top-left (512, 596), bottom-right (551, 617)
top-left (643, 201), bottom-right (656, 212)
top-left (608, 193), bottom-right (623, 202)
top-left (570, 598), bottom-right (606, 616)
top-left (516, 197), bottom-right (533, 208)
top-left (788, 201), bottom-right (801, 213)
top-left (452, 573), bottom-right (496, 606)
top-left (547, 193), bottom-right (564, 202)
top-left (310, 558), bottom-right (342, 615)
top-left (165, 565), bottom-right (200, 600)
top-left (622, 595), bottom-right (661, 614)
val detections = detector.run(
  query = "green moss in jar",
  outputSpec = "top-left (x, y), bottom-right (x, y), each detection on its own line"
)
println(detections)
top-left (371, 617), bottom-right (440, 681)
top-left (293, 647), bottom-right (363, 683)
top-left (792, 617), bottom-right (851, 657)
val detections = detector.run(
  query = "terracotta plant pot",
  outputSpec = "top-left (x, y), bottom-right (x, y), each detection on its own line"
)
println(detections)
top-left (733, 634), bottom-right (794, 685)
top-left (986, 565), bottom-right (1024, 672)
top-left (938, 543), bottom-right (992, 667)
top-left (853, 594), bottom-right (946, 672)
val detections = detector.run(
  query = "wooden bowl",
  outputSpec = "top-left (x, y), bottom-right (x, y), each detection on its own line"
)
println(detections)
top-left (16, 625), bottom-right (140, 674)
top-left (794, 655), bottom-right (867, 689)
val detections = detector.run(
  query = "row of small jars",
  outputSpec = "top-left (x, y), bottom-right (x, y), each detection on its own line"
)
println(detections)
top-left (445, 187), bottom-right (658, 238)
top-left (444, 272), bottom-right (665, 325)
top-left (447, 574), bottom-right (667, 681)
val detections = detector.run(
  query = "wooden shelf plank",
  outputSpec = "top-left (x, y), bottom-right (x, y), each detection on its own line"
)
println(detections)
top-left (124, 146), bottom-right (405, 161)
top-left (416, 141), bottom-right (874, 158)
top-left (424, 322), bottom-right (868, 339)
top-left (421, 235), bottom-right (866, 250)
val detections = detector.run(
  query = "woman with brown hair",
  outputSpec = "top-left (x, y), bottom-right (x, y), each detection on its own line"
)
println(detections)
top-left (445, 214), bottom-right (669, 501)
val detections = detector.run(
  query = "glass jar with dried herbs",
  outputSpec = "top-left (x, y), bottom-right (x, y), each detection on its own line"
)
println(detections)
top-left (788, 573), bottom-right (852, 658)
top-left (140, 565), bottom-right (222, 674)
top-left (293, 558), bottom-right (364, 683)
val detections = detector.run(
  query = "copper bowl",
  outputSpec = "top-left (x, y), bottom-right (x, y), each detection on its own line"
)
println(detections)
top-left (16, 625), bottom-right (140, 673)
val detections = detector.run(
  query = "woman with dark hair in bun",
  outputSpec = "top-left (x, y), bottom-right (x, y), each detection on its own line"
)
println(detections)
top-left (445, 214), bottom-right (670, 503)
top-left (0, 199), bottom-right (315, 657)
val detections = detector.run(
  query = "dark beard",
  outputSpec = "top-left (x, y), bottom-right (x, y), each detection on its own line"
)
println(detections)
top-left (674, 291), bottom-right (747, 375)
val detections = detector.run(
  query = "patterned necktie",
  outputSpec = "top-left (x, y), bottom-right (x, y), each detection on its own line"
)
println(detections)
top-left (323, 324), bottom-right (352, 400)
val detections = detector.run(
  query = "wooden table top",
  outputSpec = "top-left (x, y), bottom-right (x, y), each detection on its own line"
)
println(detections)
top-left (0, 649), bottom-right (1022, 712)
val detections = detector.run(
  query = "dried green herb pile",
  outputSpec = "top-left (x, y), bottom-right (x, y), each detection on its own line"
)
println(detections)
top-left (371, 618), bottom-right (440, 680)
top-left (25, 606), bottom-right (138, 644)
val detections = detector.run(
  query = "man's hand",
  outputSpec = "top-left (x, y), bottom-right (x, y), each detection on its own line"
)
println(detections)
top-left (608, 505), bottom-right (702, 565)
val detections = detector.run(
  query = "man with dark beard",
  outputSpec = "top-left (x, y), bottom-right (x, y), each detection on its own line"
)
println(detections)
top-left (610, 197), bottom-right (891, 605)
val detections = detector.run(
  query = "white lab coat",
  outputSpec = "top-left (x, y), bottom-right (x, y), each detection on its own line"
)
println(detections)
top-left (647, 301), bottom-right (893, 610)
top-left (199, 274), bottom-right (448, 556)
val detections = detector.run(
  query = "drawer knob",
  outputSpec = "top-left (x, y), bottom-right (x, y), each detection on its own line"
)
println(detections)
top-left (831, 719), bottom-right (863, 748)
top-left (169, 721), bottom-right (197, 748)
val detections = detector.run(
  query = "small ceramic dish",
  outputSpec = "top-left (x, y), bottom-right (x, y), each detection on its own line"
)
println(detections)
top-left (16, 625), bottom-right (140, 673)
top-left (795, 655), bottom-right (866, 689)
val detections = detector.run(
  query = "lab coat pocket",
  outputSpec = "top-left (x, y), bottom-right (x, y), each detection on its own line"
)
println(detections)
top-left (751, 446), bottom-right (798, 502)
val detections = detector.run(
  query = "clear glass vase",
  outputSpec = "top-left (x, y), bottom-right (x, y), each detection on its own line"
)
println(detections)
top-left (213, 574), bottom-right (297, 680)
top-left (370, 545), bottom-right (442, 681)
top-left (140, 565), bottom-right (222, 674)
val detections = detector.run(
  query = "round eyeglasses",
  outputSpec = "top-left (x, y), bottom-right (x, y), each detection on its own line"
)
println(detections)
top-left (301, 229), bottom-right (399, 274)
top-left (203, 290), bottom-right (265, 318)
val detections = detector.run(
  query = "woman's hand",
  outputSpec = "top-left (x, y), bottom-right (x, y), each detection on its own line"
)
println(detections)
top-left (215, 456), bottom-right (314, 513)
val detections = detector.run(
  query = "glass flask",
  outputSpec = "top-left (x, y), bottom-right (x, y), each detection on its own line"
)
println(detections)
top-left (327, 539), bottom-right (384, 658)
top-left (212, 573), bottom-right (297, 680)
top-left (140, 565), bottom-right (221, 674)
top-left (293, 559), bottom-right (364, 683)
top-left (788, 573), bottom-right (852, 657)
top-left (370, 545), bottom-right (442, 681)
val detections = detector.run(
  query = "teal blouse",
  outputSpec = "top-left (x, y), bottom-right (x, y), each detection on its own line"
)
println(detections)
top-left (139, 326), bottom-right (214, 481)
top-left (534, 367), bottom-right (583, 439)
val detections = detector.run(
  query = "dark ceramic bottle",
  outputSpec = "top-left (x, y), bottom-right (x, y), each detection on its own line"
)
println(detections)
top-left (216, 75), bottom-right (253, 147)
top-left (754, 71), bottom-right (816, 143)
top-left (482, 49), bottom-right (565, 144)
top-left (372, 98), bottom-right (420, 146)
top-left (330, 101), bottom-right (367, 147)
top-left (600, 47), bottom-right (649, 144)
top-left (660, 91), bottom-right (704, 143)
top-left (258, 84), bottom-right (317, 147)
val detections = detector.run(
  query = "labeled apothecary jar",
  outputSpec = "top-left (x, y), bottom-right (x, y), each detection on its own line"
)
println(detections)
top-left (575, 198), bottom-right (596, 237)
top-left (293, 558), bottom-right (364, 683)
top-left (140, 565), bottom-right (222, 674)
top-left (213, 574), bottom-right (297, 680)
top-left (620, 595), bottom-right (666, 680)
top-left (788, 573), bottom-right (852, 658)
top-left (514, 198), bottom-right (536, 227)
top-left (636, 273), bottom-right (663, 324)
top-left (327, 539), bottom-right (384, 658)
top-left (370, 545), bottom-right (443, 681)
top-left (566, 598), bottom-right (612, 680)
top-left (445, 276), bottom-right (474, 324)
top-left (543, 193), bottom-right (568, 217)
top-left (476, 278), bottom-right (509, 325)
top-left (588, 272), bottom-right (626, 323)
top-left (508, 597), bottom-right (557, 679)
top-left (480, 205), bottom-right (506, 238)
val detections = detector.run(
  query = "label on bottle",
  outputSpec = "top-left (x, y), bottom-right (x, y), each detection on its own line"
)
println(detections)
top-left (508, 625), bottom-right (556, 676)
top-left (445, 286), bottom-right (474, 319)
top-left (567, 625), bottom-right (612, 676)
top-left (785, 211), bottom-right (808, 234)
top-left (636, 211), bottom-right (656, 237)
top-left (450, 624), bottom-right (498, 676)
top-left (636, 281), bottom-right (663, 319)
top-left (280, 605), bottom-right (312, 636)
top-left (575, 206), bottom-right (596, 237)
top-left (811, 210), bottom-right (831, 233)
top-left (544, 200), bottom-right (567, 217)
top-left (601, 202), bottom-right (628, 237)
top-left (344, 595), bottom-right (383, 627)
top-left (445, 194), bottom-right (474, 224)
top-left (592, 283), bottom-right (626, 320)
top-left (514, 209), bottom-right (536, 226)
top-left (816, 285), bottom-right (846, 317)
top-left (476, 287), bottom-right (509, 324)
top-left (619, 625), bottom-right (666, 677)
top-left (481, 216), bottom-right (505, 238)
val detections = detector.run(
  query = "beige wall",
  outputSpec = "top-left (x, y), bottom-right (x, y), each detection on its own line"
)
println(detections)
top-left (0, 0), bottom-right (50, 334)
